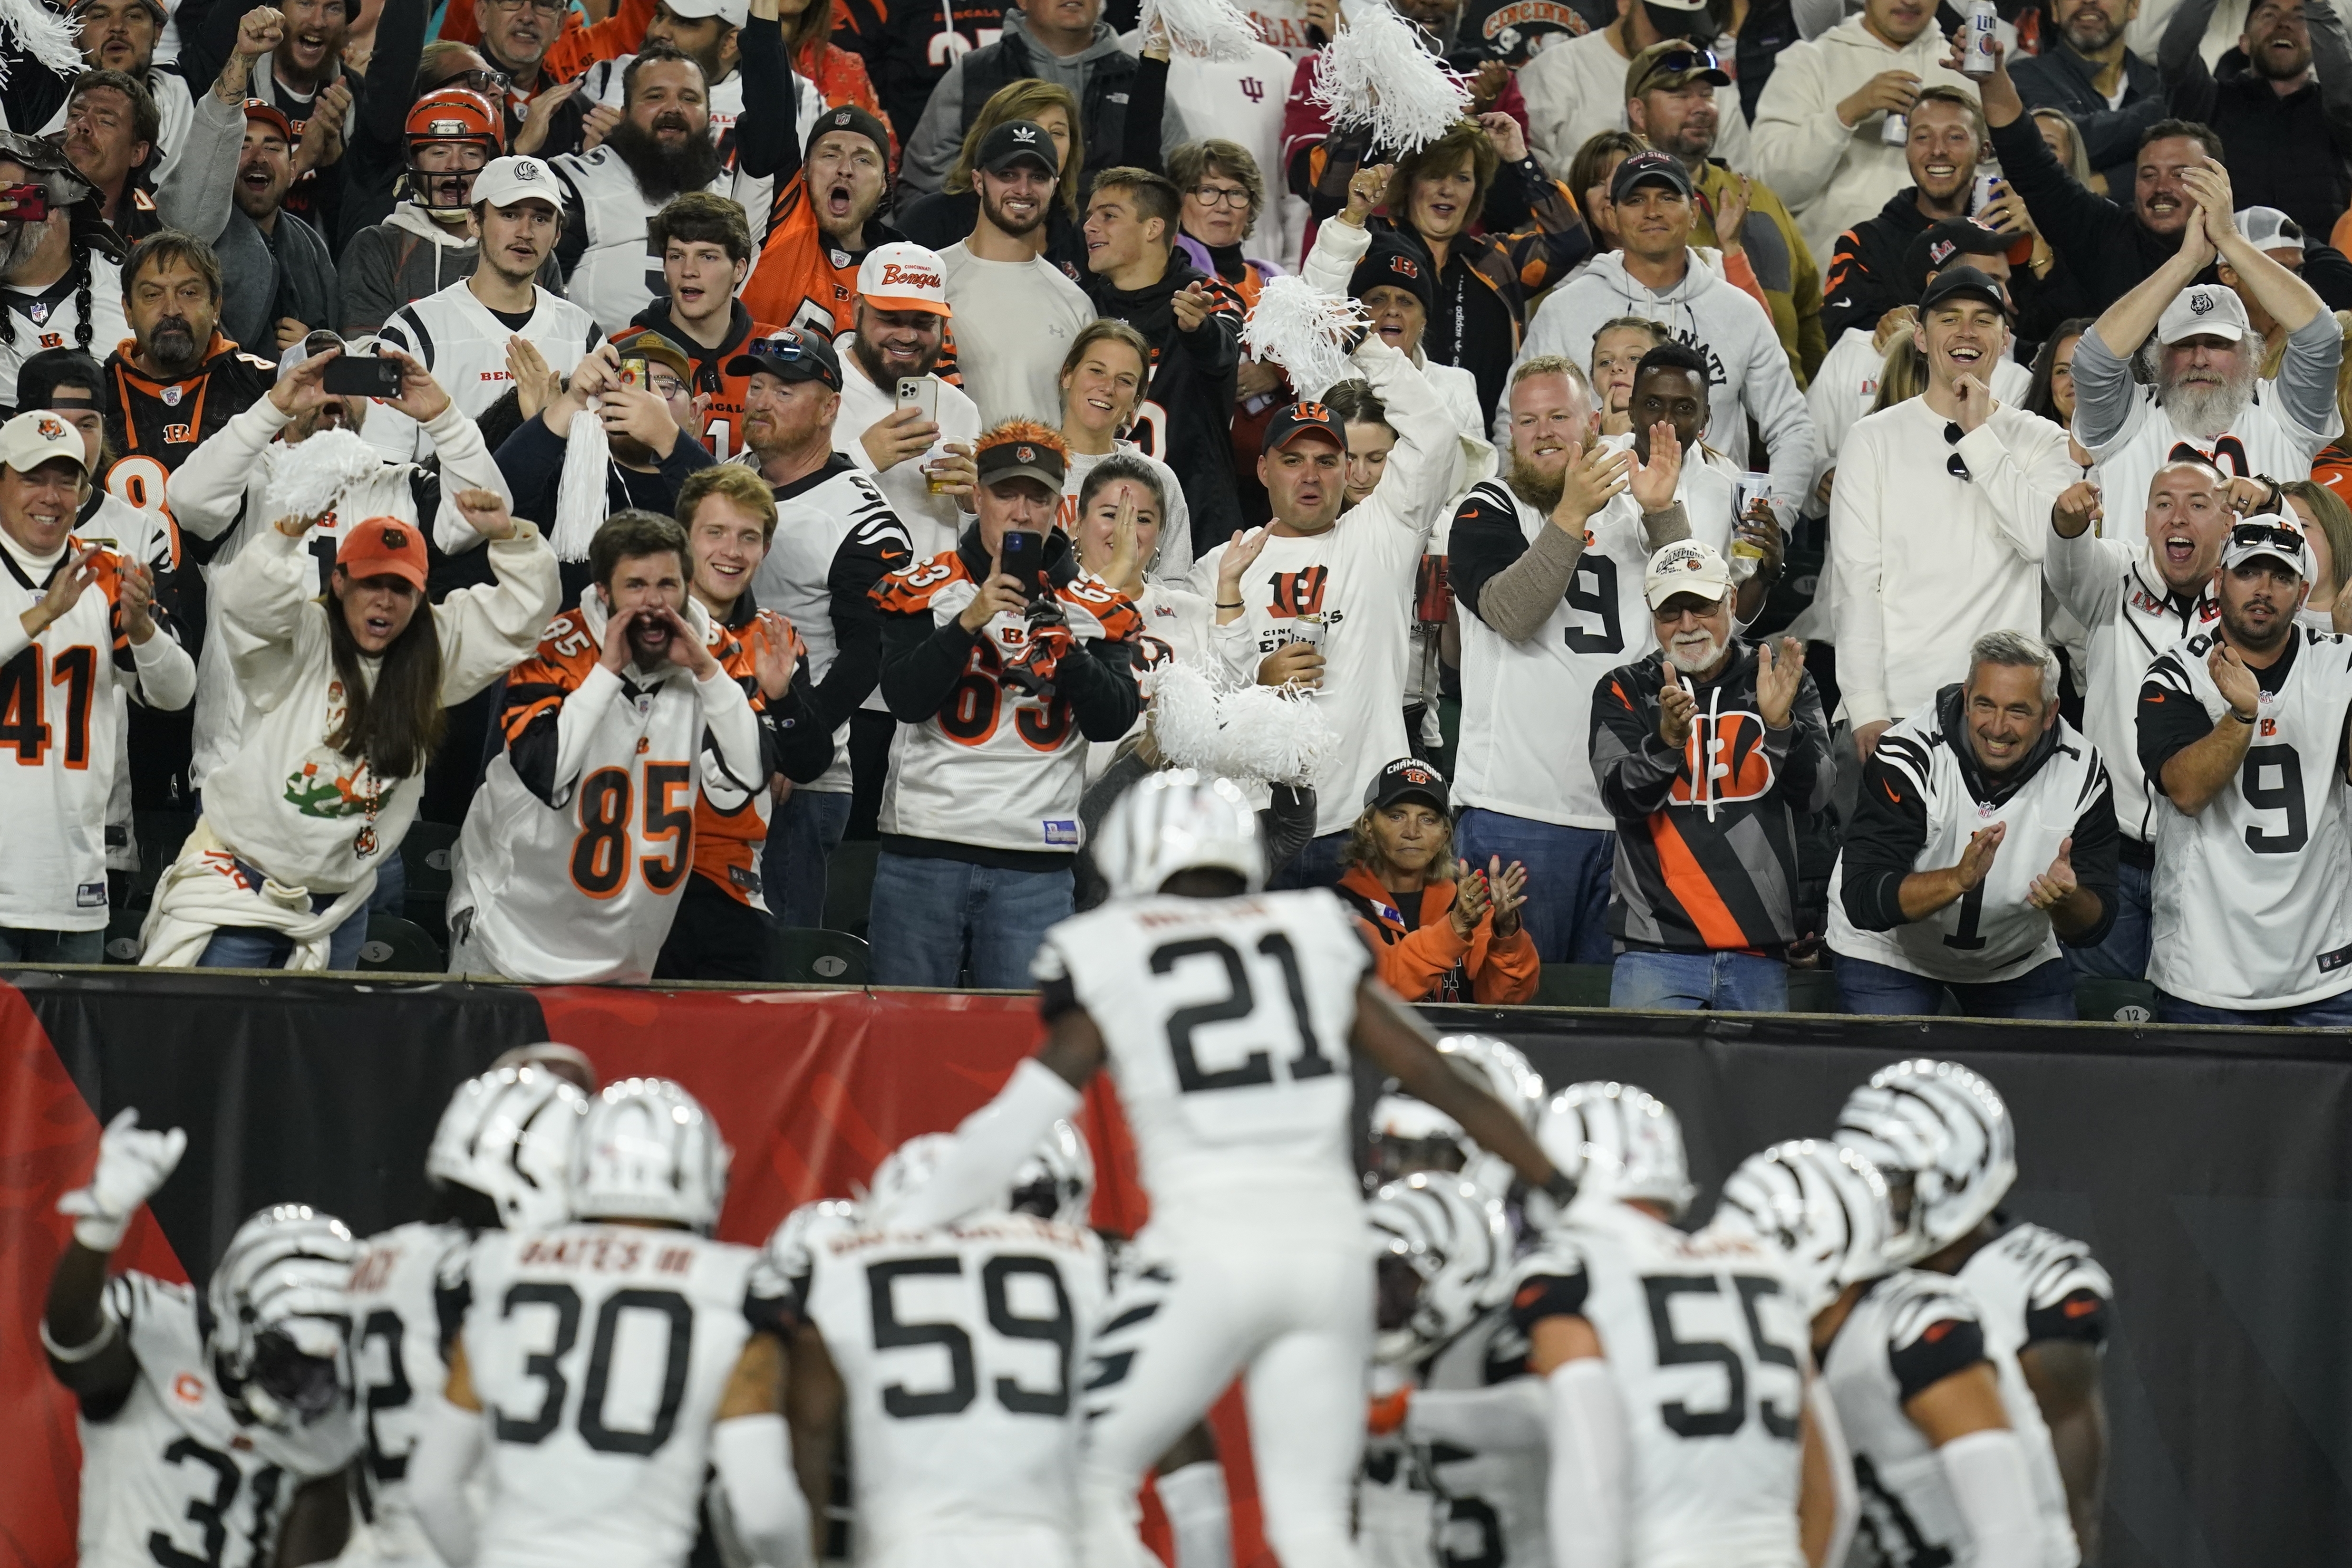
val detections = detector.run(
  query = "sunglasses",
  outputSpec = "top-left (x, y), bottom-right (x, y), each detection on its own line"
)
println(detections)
top-left (1943, 421), bottom-right (1970, 482)
top-left (749, 334), bottom-right (838, 385)
top-left (1640, 46), bottom-right (1719, 82)
top-left (2231, 521), bottom-right (2305, 555)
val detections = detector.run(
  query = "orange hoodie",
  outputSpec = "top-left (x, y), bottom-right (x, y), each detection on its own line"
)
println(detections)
top-left (1335, 865), bottom-right (1540, 1006)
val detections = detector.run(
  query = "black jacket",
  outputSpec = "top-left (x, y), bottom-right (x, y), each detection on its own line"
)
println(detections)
top-left (1820, 187), bottom-right (1934, 346)
top-left (832, 0), bottom-right (1006, 161)
top-left (2009, 40), bottom-right (2165, 197)
top-left (1987, 111), bottom-right (2178, 313)
top-left (1083, 256), bottom-right (1245, 560)
top-left (2162, 0), bottom-right (2352, 242)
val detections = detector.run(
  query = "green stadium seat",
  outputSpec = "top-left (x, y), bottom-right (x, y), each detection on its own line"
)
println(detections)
top-left (2073, 977), bottom-right (2157, 1023)
top-left (766, 926), bottom-right (870, 986)
top-left (1532, 963), bottom-right (1615, 1008)
top-left (356, 914), bottom-right (445, 974)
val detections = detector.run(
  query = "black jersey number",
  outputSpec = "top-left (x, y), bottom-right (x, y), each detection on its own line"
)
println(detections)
top-left (0, 643), bottom-right (97, 765)
top-left (1641, 1273), bottom-right (1801, 1442)
top-left (1562, 555), bottom-right (1624, 654)
top-left (1942, 885), bottom-right (1987, 951)
top-left (2242, 742), bottom-right (2310, 854)
top-left (1151, 932), bottom-right (1336, 1094)
top-left (147, 1435), bottom-right (241, 1568)
top-left (492, 1282), bottom-right (695, 1455)
top-left (867, 1253), bottom-right (1074, 1419)
top-left (358, 1308), bottom-right (415, 1481)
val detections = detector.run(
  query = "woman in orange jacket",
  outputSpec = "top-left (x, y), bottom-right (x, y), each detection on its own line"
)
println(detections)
top-left (1334, 759), bottom-right (1539, 1006)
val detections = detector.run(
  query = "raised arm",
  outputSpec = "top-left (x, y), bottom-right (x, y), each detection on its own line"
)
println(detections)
top-left (1353, 981), bottom-right (1573, 1201)
top-left (44, 1110), bottom-right (185, 1412)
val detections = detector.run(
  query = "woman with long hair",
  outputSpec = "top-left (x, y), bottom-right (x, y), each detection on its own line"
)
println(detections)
top-left (1054, 318), bottom-right (1194, 579)
top-left (1334, 758), bottom-right (1538, 1005)
top-left (2282, 477), bottom-right (2352, 631)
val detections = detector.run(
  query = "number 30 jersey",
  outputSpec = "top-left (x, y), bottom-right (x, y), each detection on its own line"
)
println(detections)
top-left (797, 1212), bottom-right (1108, 1561)
top-left (2139, 624), bottom-right (2352, 1009)
top-left (1033, 889), bottom-right (1370, 1235)
top-left (446, 1225), bottom-right (787, 1568)
top-left (1508, 1201), bottom-right (1810, 1568)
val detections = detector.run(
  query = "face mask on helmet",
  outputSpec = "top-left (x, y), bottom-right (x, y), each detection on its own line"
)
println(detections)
top-left (1366, 1092), bottom-right (1469, 1190)
top-left (1835, 1059), bottom-right (2015, 1267)
top-left (1365, 1174), bottom-right (1508, 1366)
top-left (247, 1323), bottom-right (348, 1424)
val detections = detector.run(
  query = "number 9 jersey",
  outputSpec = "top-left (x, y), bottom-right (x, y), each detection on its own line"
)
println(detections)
top-left (443, 1225), bottom-right (789, 1568)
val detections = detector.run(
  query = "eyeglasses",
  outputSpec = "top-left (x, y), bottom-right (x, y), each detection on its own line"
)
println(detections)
top-left (648, 374), bottom-right (686, 399)
top-left (436, 67), bottom-right (512, 96)
top-left (1943, 421), bottom-right (1970, 481)
top-left (1188, 184), bottom-right (1251, 208)
top-left (486, 0), bottom-right (566, 14)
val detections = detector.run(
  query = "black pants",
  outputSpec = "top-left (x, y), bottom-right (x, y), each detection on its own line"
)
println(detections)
top-left (653, 874), bottom-right (768, 982)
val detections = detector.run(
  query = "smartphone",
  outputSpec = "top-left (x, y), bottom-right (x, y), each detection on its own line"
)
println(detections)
top-left (998, 529), bottom-right (1045, 594)
top-left (896, 376), bottom-right (939, 422)
top-left (618, 356), bottom-right (650, 390)
top-left (321, 355), bottom-right (404, 398)
top-left (0, 183), bottom-right (48, 223)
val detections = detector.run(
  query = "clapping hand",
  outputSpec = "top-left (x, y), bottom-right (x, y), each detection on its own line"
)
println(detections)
top-left (2209, 641), bottom-right (2262, 721)
top-left (1484, 856), bottom-right (1528, 938)
top-left (1755, 636), bottom-right (1805, 729)
top-left (1953, 821), bottom-right (2006, 891)
top-left (1628, 423), bottom-right (1681, 512)
top-left (2025, 837), bottom-right (2078, 911)
top-left (1556, 442), bottom-right (1632, 528)
top-left (117, 560), bottom-right (157, 644)
top-left (1658, 665), bottom-right (1696, 750)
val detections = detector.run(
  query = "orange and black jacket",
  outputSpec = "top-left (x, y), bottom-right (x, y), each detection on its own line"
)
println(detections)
top-left (1336, 865), bottom-right (1539, 1005)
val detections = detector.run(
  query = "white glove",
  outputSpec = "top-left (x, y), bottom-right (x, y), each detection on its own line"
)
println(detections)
top-left (57, 1107), bottom-right (186, 1251)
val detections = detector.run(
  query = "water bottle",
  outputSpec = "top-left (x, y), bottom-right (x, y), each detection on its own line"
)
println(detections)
top-left (1961, 0), bottom-right (1998, 77)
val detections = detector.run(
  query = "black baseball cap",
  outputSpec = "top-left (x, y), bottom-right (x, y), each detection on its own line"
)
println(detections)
top-left (807, 104), bottom-right (891, 168)
top-left (1609, 150), bottom-right (1694, 204)
top-left (1919, 263), bottom-right (2009, 317)
top-left (975, 432), bottom-right (1065, 491)
top-left (977, 119), bottom-right (1059, 177)
top-left (725, 326), bottom-right (842, 390)
top-left (1365, 757), bottom-right (1450, 813)
top-left (1903, 219), bottom-right (2008, 297)
top-left (1264, 399), bottom-right (1349, 453)
top-left (1348, 231), bottom-right (1435, 316)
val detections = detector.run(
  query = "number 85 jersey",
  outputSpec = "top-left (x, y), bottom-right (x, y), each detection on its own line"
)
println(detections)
top-left (1033, 889), bottom-right (1371, 1233)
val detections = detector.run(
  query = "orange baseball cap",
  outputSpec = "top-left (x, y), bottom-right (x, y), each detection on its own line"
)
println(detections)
top-left (336, 518), bottom-right (428, 590)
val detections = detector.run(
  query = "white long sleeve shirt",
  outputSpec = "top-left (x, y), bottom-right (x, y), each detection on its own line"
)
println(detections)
top-left (1830, 396), bottom-right (2073, 728)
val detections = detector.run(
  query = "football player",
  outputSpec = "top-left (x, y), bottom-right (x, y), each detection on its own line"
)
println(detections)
top-left (1839, 1060), bottom-right (2109, 1558)
top-left (1715, 1137), bottom-right (2052, 1568)
top-left (1365, 1033), bottom-right (1550, 1203)
top-left (340, 1066), bottom-right (589, 1568)
top-left (411, 1078), bottom-right (807, 1568)
top-left (45, 1108), bottom-right (364, 1566)
top-left (874, 771), bottom-right (1578, 1567)
top-left (1509, 1083), bottom-right (1839, 1568)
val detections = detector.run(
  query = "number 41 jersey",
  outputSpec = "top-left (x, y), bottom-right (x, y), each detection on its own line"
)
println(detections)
top-left (1508, 1200), bottom-right (1810, 1568)
top-left (1033, 889), bottom-right (1370, 1234)
top-left (449, 1225), bottom-right (785, 1568)
top-left (798, 1212), bottom-right (1108, 1561)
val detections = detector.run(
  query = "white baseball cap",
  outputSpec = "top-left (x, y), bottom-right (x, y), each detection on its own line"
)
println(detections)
top-left (2157, 283), bottom-right (2251, 345)
top-left (2235, 205), bottom-right (2304, 255)
top-left (1644, 538), bottom-right (1733, 608)
top-left (2221, 512), bottom-right (2313, 578)
top-left (0, 408), bottom-right (89, 475)
top-left (471, 155), bottom-right (561, 212)
top-left (857, 241), bottom-right (951, 317)
top-left (661, 0), bottom-right (749, 24)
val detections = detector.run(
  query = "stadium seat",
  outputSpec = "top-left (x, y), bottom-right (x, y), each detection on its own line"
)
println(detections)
top-left (1532, 964), bottom-right (1615, 1009)
top-left (400, 822), bottom-right (460, 944)
top-left (103, 908), bottom-right (145, 964)
top-left (2074, 977), bottom-right (2158, 1024)
top-left (766, 926), bottom-right (870, 986)
top-left (824, 838), bottom-right (880, 938)
top-left (357, 915), bottom-right (445, 974)
top-left (127, 810), bottom-right (196, 910)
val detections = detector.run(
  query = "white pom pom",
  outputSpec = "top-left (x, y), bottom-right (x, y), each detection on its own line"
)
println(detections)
top-left (1148, 660), bottom-right (1335, 787)
top-left (1242, 274), bottom-right (1368, 402)
top-left (1141, 0), bottom-right (1261, 61)
top-left (1309, 3), bottom-right (1471, 153)
top-left (551, 408), bottom-right (610, 564)
top-left (0, 0), bottom-right (85, 84)
top-left (263, 428), bottom-right (385, 527)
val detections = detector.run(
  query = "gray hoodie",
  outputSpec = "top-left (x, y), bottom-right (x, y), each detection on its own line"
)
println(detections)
top-left (1515, 247), bottom-right (1822, 517)
top-left (895, 8), bottom-right (1187, 201)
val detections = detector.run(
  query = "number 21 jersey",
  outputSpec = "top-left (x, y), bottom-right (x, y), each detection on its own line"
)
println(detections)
top-left (449, 1225), bottom-right (784, 1568)
top-left (1033, 889), bottom-right (1370, 1232)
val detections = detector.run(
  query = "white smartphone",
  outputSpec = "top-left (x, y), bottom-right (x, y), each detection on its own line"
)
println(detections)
top-left (896, 376), bottom-right (939, 422)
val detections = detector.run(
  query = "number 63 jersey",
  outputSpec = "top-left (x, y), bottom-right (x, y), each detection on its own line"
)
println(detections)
top-left (2139, 624), bottom-right (2352, 1009)
top-left (446, 1225), bottom-right (786, 1568)
top-left (798, 1212), bottom-right (1108, 1560)
top-left (1035, 889), bottom-right (1372, 1235)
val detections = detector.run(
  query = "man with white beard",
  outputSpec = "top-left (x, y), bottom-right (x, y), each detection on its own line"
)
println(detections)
top-left (2073, 157), bottom-right (2339, 525)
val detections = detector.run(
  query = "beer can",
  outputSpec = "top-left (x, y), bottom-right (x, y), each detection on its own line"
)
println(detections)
top-left (1961, 0), bottom-right (1998, 77)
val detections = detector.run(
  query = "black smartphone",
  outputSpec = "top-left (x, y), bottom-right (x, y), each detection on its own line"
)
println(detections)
top-left (321, 355), bottom-right (403, 398)
top-left (998, 529), bottom-right (1045, 594)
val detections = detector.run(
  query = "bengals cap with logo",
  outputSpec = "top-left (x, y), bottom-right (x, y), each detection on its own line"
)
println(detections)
top-left (1643, 538), bottom-right (1734, 608)
top-left (1365, 756), bottom-right (1450, 813)
top-left (857, 241), bottom-right (952, 317)
top-left (337, 518), bottom-right (429, 590)
top-left (976, 434), bottom-right (1066, 491)
top-left (2158, 282), bottom-right (2251, 345)
top-left (1347, 231), bottom-right (1435, 316)
top-left (0, 407), bottom-right (90, 475)
top-left (1264, 399), bottom-right (1349, 454)
top-left (470, 155), bottom-right (561, 211)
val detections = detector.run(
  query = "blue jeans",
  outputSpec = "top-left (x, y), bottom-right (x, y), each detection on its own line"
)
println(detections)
top-left (1456, 809), bottom-right (1614, 965)
top-left (1610, 949), bottom-right (1789, 1012)
top-left (368, 847), bottom-right (407, 915)
top-left (764, 788), bottom-right (852, 930)
top-left (1268, 829), bottom-right (1348, 892)
top-left (0, 926), bottom-right (106, 964)
top-left (1836, 953), bottom-right (2078, 1020)
top-left (2155, 987), bottom-right (2352, 1028)
top-left (868, 850), bottom-right (1074, 990)
top-left (2064, 855), bottom-right (2150, 980)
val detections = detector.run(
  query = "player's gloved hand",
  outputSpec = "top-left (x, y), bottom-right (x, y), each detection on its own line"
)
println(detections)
top-left (1002, 619), bottom-right (1074, 700)
top-left (1368, 1386), bottom-right (1412, 1436)
top-left (58, 1107), bottom-right (187, 1251)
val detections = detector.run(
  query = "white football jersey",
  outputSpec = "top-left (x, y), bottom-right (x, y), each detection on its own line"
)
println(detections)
top-left (550, 148), bottom-right (775, 337)
top-left (1827, 698), bottom-right (2113, 984)
top-left (0, 254), bottom-right (129, 407)
top-left (1821, 1270), bottom-right (2074, 1568)
top-left (2141, 624), bottom-right (2352, 1007)
top-left (798, 1212), bottom-right (1107, 1559)
top-left (370, 281), bottom-right (604, 463)
top-left (343, 1221), bottom-right (470, 1567)
top-left (2087, 381), bottom-right (2337, 555)
top-left (76, 1273), bottom-right (363, 1568)
top-left (1509, 1202), bottom-right (1809, 1568)
top-left (1031, 889), bottom-right (1370, 1232)
top-left (454, 1225), bottom-right (783, 1568)
top-left (1955, 1224), bottom-right (2113, 1361)
top-left (1416, 1305), bottom-right (1549, 1568)
top-left (577, 59), bottom-right (823, 175)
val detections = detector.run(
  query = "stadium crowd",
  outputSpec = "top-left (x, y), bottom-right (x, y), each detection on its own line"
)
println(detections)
top-left (0, 0), bottom-right (2349, 1026)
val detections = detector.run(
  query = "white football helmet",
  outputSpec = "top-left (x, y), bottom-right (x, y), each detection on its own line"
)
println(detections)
top-left (1367, 1172), bottom-right (1511, 1365)
top-left (1529, 1081), bottom-right (1697, 1225)
top-left (764, 1197), bottom-right (861, 1283)
top-left (571, 1077), bottom-right (730, 1231)
top-left (1366, 1037), bottom-right (1545, 1198)
top-left (1092, 770), bottom-right (1264, 898)
top-left (425, 1066), bottom-right (588, 1230)
top-left (1010, 1118), bottom-right (1094, 1224)
top-left (206, 1204), bottom-right (358, 1428)
top-left (1835, 1059), bottom-right (2017, 1266)
top-left (1711, 1140), bottom-right (1895, 1318)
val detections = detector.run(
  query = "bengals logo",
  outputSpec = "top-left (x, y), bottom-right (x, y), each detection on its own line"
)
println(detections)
top-left (35, 416), bottom-right (64, 440)
top-left (1666, 710), bottom-right (1777, 807)
top-left (1387, 257), bottom-right (1421, 279)
top-left (1268, 566), bottom-right (1328, 618)
top-left (1016, 444), bottom-right (1034, 462)
top-left (1291, 402), bottom-right (1332, 424)
top-left (162, 423), bottom-right (194, 443)
top-left (378, 524), bottom-right (409, 550)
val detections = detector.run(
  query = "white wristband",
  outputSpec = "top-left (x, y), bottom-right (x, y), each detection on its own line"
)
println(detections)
top-left (40, 1312), bottom-right (120, 1363)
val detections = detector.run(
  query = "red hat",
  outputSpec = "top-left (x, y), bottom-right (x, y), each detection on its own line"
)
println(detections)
top-left (243, 99), bottom-right (296, 143)
top-left (336, 518), bottom-right (428, 590)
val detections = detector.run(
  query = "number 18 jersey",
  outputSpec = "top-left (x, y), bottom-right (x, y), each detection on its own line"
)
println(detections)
top-left (448, 1225), bottom-right (785, 1568)
top-left (1032, 889), bottom-right (1370, 1233)
top-left (798, 1212), bottom-right (1108, 1562)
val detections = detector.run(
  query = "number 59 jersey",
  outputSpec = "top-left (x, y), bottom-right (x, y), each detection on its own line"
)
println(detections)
top-left (1033, 889), bottom-right (1371, 1234)
top-left (1509, 1202), bottom-right (1810, 1568)
top-left (799, 1212), bottom-right (1108, 1560)
top-left (449, 1225), bottom-right (784, 1568)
